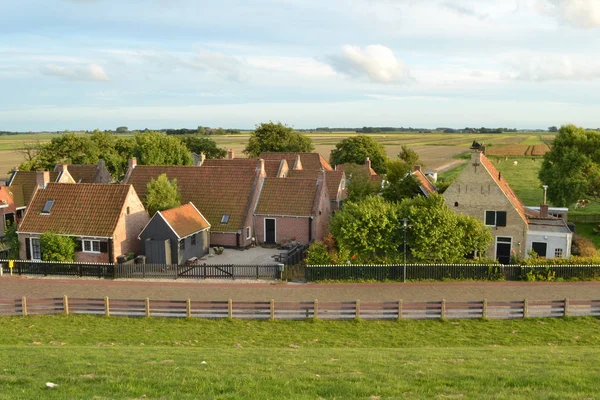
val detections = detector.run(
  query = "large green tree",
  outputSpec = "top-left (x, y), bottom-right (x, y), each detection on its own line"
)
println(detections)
top-left (144, 174), bottom-right (182, 216)
top-left (133, 131), bottom-right (193, 166)
top-left (243, 122), bottom-right (314, 157)
top-left (539, 124), bottom-right (600, 206)
top-left (182, 135), bottom-right (227, 159)
top-left (397, 145), bottom-right (422, 169)
top-left (344, 164), bottom-right (381, 202)
top-left (330, 135), bottom-right (388, 174)
top-left (39, 232), bottom-right (76, 262)
top-left (382, 159), bottom-right (421, 202)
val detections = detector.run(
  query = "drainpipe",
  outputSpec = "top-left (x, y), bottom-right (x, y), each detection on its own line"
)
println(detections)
top-left (236, 231), bottom-right (240, 248)
top-left (308, 216), bottom-right (313, 242)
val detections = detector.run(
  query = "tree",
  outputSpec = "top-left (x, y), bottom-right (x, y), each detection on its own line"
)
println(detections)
top-left (133, 131), bottom-right (193, 166)
top-left (344, 164), bottom-right (381, 202)
top-left (116, 126), bottom-right (128, 133)
top-left (182, 135), bottom-right (227, 159)
top-left (539, 124), bottom-right (600, 206)
top-left (330, 135), bottom-right (387, 174)
top-left (19, 133), bottom-right (99, 171)
top-left (243, 122), bottom-right (314, 157)
top-left (382, 159), bottom-right (421, 202)
top-left (2, 221), bottom-right (19, 260)
top-left (548, 126), bottom-right (558, 132)
top-left (397, 145), bottom-right (421, 169)
top-left (39, 232), bottom-right (76, 262)
top-left (144, 174), bottom-right (182, 216)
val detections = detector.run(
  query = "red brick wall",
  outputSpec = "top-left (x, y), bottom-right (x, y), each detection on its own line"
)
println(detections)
top-left (112, 187), bottom-right (149, 262)
top-left (254, 216), bottom-right (311, 245)
top-left (314, 180), bottom-right (331, 241)
top-left (209, 232), bottom-right (238, 247)
top-left (75, 251), bottom-right (109, 263)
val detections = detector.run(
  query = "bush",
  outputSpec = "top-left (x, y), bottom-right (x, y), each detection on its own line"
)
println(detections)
top-left (572, 234), bottom-right (598, 257)
top-left (39, 232), bottom-right (76, 262)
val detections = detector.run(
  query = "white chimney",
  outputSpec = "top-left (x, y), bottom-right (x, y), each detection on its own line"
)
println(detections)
top-left (36, 170), bottom-right (50, 189)
top-left (128, 157), bottom-right (137, 169)
top-left (228, 149), bottom-right (235, 160)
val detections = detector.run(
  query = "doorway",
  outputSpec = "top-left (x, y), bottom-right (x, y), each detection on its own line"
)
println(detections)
top-left (496, 236), bottom-right (512, 265)
top-left (264, 218), bottom-right (276, 244)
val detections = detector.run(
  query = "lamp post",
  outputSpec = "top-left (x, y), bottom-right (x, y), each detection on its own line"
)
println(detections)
top-left (400, 218), bottom-right (411, 283)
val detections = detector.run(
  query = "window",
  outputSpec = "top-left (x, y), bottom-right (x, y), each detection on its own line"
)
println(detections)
top-left (531, 242), bottom-right (547, 258)
top-left (191, 234), bottom-right (196, 246)
top-left (179, 239), bottom-right (185, 251)
top-left (221, 214), bottom-right (230, 224)
top-left (31, 238), bottom-right (41, 260)
top-left (246, 226), bottom-right (251, 240)
top-left (41, 199), bottom-right (55, 214)
top-left (83, 240), bottom-right (101, 253)
top-left (555, 248), bottom-right (563, 258)
top-left (485, 211), bottom-right (507, 227)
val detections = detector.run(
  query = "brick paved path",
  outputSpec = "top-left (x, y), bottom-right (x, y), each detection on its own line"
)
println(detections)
top-left (1, 277), bottom-right (599, 302)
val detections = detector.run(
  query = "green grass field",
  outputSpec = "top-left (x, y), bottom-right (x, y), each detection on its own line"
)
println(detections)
top-left (1, 315), bottom-right (599, 399)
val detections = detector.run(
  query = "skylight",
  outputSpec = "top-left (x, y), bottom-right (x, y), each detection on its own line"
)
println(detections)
top-left (221, 214), bottom-right (230, 224)
top-left (42, 199), bottom-right (55, 214)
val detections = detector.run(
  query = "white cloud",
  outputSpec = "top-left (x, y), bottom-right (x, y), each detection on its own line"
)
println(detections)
top-left (42, 63), bottom-right (110, 81)
top-left (537, 0), bottom-right (600, 28)
top-left (180, 49), bottom-right (247, 82)
top-left (326, 45), bottom-right (412, 83)
top-left (504, 53), bottom-right (600, 81)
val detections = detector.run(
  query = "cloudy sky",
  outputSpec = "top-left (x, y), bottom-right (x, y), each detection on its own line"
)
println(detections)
top-left (1, 0), bottom-right (600, 131)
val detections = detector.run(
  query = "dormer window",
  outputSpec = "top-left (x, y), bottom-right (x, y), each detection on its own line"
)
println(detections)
top-left (221, 214), bottom-right (230, 224)
top-left (41, 199), bottom-right (55, 214)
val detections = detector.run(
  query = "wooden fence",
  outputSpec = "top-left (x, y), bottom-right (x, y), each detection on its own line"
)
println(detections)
top-left (568, 214), bottom-right (600, 224)
top-left (305, 264), bottom-right (600, 282)
top-left (1, 296), bottom-right (599, 320)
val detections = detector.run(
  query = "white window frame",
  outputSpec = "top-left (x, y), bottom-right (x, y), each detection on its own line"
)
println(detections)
top-left (246, 226), bottom-right (251, 240)
top-left (30, 238), bottom-right (41, 260)
top-left (82, 239), bottom-right (101, 253)
top-left (554, 248), bottom-right (563, 258)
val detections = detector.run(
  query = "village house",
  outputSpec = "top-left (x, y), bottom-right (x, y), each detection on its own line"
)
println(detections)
top-left (411, 165), bottom-right (437, 197)
top-left (17, 177), bottom-right (149, 263)
top-left (139, 202), bottom-right (210, 264)
top-left (335, 158), bottom-right (384, 189)
top-left (0, 184), bottom-right (25, 237)
top-left (259, 152), bottom-right (334, 171)
top-left (287, 169), bottom-right (346, 211)
top-left (444, 143), bottom-right (572, 263)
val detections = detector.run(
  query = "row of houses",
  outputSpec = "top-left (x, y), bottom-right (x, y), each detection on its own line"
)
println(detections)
top-left (1, 146), bottom-right (574, 265)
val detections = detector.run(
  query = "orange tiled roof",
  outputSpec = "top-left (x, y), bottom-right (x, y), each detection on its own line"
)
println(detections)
top-left (201, 158), bottom-right (285, 177)
top-left (159, 203), bottom-right (210, 238)
top-left (479, 154), bottom-right (538, 224)
top-left (288, 170), bottom-right (344, 201)
top-left (125, 165), bottom-right (259, 232)
top-left (412, 170), bottom-right (437, 196)
top-left (18, 183), bottom-right (133, 237)
top-left (259, 152), bottom-right (333, 171)
top-left (256, 177), bottom-right (319, 216)
top-left (1, 185), bottom-right (25, 209)
top-left (8, 171), bottom-right (59, 206)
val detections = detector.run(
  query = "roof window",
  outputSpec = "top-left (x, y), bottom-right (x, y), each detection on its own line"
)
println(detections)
top-left (42, 199), bottom-right (55, 214)
top-left (221, 214), bottom-right (230, 224)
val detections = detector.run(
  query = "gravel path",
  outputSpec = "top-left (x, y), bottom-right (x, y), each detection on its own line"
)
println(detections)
top-left (1, 276), bottom-right (599, 302)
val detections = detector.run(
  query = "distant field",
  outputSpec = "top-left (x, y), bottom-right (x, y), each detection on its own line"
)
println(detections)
top-left (487, 144), bottom-right (551, 157)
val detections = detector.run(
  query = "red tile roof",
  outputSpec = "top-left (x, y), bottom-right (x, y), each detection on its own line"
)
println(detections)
top-left (479, 153), bottom-right (538, 224)
top-left (1, 185), bottom-right (25, 209)
top-left (125, 165), bottom-right (259, 232)
top-left (61, 164), bottom-right (97, 183)
top-left (287, 170), bottom-right (344, 201)
top-left (412, 170), bottom-right (437, 196)
top-left (159, 203), bottom-right (210, 238)
top-left (259, 152), bottom-right (333, 171)
top-left (8, 171), bottom-right (59, 206)
top-left (256, 177), bottom-right (320, 216)
top-left (201, 158), bottom-right (285, 177)
top-left (18, 183), bottom-right (134, 237)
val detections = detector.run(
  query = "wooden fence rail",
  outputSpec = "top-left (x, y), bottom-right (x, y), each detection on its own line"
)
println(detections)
top-left (1, 296), bottom-right (599, 320)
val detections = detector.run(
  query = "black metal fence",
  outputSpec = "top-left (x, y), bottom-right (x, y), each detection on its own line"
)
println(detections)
top-left (279, 244), bottom-right (308, 266)
top-left (304, 264), bottom-right (600, 282)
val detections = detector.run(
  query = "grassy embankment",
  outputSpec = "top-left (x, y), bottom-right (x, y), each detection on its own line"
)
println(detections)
top-left (0, 315), bottom-right (599, 399)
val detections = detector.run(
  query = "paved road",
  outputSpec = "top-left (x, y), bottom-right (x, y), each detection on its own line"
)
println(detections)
top-left (1, 277), bottom-right (599, 302)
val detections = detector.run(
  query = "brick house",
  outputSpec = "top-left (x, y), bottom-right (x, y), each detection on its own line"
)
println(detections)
top-left (444, 144), bottom-right (572, 263)
top-left (254, 174), bottom-right (331, 245)
top-left (259, 152), bottom-right (334, 171)
top-left (17, 181), bottom-right (149, 263)
top-left (124, 157), bottom-right (266, 248)
top-left (0, 184), bottom-right (25, 238)
top-left (288, 169), bottom-right (347, 211)
top-left (411, 165), bottom-right (437, 197)
top-left (335, 158), bottom-right (384, 189)
top-left (139, 202), bottom-right (210, 264)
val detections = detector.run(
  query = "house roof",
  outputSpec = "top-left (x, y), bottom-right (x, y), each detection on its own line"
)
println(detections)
top-left (8, 171), bottom-right (59, 206)
top-left (1, 185), bottom-right (25, 209)
top-left (263, 160), bottom-right (286, 177)
top-left (255, 177), bottom-right (320, 216)
top-left (18, 183), bottom-right (133, 237)
top-left (125, 165), bottom-right (259, 232)
top-left (287, 170), bottom-right (344, 201)
top-left (412, 170), bottom-right (437, 196)
top-left (201, 158), bottom-right (285, 177)
top-left (479, 153), bottom-right (539, 224)
top-left (336, 163), bottom-right (378, 176)
top-left (158, 203), bottom-right (210, 238)
top-left (259, 152), bottom-right (333, 171)
top-left (60, 164), bottom-right (97, 183)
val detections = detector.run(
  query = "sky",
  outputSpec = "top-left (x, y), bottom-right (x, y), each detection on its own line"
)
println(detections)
top-left (1, 0), bottom-right (600, 131)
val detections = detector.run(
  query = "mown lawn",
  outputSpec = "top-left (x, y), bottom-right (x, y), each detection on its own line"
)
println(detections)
top-left (0, 316), bottom-right (599, 399)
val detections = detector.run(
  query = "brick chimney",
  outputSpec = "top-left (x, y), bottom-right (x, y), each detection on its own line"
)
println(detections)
top-left (36, 170), bottom-right (50, 189)
top-left (128, 157), bottom-right (137, 170)
top-left (365, 157), bottom-right (371, 170)
top-left (540, 204), bottom-right (549, 218)
top-left (293, 154), bottom-right (303, 170)
top-left (413, 165), bottom-right (421, 172)
top-left (228, 149), bottom-right (235, 160)
top-left (259, 159), bottom-right (266, 176)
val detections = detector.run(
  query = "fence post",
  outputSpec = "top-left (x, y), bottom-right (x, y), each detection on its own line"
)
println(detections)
top-left (270, 299), bottom-right (275, 320)
top-left (483, 299), bottom-right (488, 319)
top-left (186, 298), bottom-right (191, 318)
top-left (63, 295), bottom-right (69, 315)
top-left (257, 266), bottom-right (260, 280)
top-left (21, 296), bottom-right (27, 316)
top-left (175, 264), bottom-right (179, 280)
top-left (145, 298), bottom-right (150, 317)
top-left (441, 299), bottom-right (446, 319)
top-left (203, 265), bottom-right (207, 279)
top-left (228, 299), bottom-right (233, 319)
top-left (313, 299), bottom-right (319, 320)
top-left (564, 298), bottom-right (569, 317)
top-left (104, 296), bottom-right (110, 317)
top-left (523, 298), bottom-right (528, 318)
top-left (398, 299), bottom-right (403, 320)
top-left (356, 299), bottom-right (360, 319)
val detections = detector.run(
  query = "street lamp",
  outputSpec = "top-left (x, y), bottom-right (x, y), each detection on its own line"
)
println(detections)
top-left (400, 218), bottom-right (412, 283)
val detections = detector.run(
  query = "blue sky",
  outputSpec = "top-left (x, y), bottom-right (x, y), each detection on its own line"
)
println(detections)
top-left (1, 0), bottom-right (600, 131)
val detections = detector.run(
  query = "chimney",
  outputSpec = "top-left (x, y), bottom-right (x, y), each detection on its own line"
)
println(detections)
top-left (259, 159), bottom-right (265, 176)
top-left (365, 157), bottom-right (371, 170)
top-left (36, 170), bottom-right (50, 189)
top-left (97, 159), bottom-right (106, 170)
top-left (55, 163), bottom-right (68, 174)
top-left (540, 204), bottom-right (549, 218)
top-left (293, 154), bottom-right (303, 170)
top-left (192, 152), bottom-right (206, 166)
top-left (228, 149), bottom-right (235, 160)
top-left (128, 157), bottom-right (137, 170)
top-left (413, 165), bottom-right (421, 172)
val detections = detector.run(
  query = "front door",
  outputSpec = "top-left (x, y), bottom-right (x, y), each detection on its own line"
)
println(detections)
top-left (265, 218), bottom-right (276, 244)
top-left (496, 237), bottom-right (512, 264)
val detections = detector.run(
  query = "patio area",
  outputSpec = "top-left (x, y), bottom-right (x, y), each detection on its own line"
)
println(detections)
top-left (198, 246), bottom-right (285, 266)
